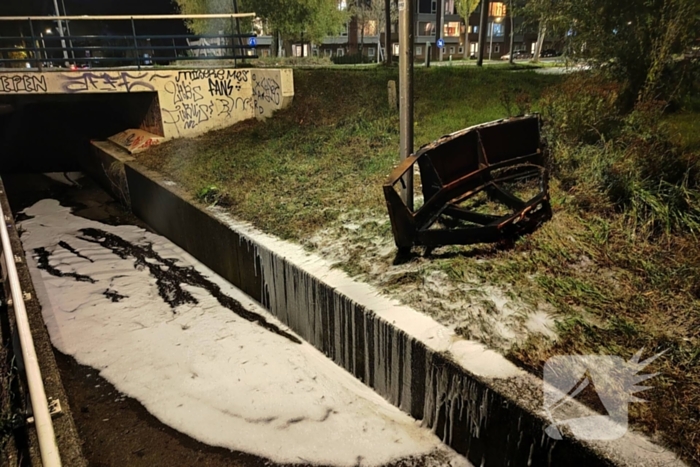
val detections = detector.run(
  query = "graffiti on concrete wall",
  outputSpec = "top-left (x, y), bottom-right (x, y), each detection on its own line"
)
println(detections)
top-left (251, 72), bottom-right (281, 117)
top-left (161, 69), bottom-right (252, 136)
top-left (0, 74), bottom-right (48, 93)
top-left (60, 72), bottom-right (171, 93)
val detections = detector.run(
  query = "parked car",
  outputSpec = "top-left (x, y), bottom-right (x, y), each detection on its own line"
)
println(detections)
top-left (540, 49), bottom-right (560, 58)
top-left (501, 50), bottom-right (531, 60)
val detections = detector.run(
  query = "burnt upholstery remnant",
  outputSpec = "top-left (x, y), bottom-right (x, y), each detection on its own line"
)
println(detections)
top-left (383, 115), bottom-right (551, 251)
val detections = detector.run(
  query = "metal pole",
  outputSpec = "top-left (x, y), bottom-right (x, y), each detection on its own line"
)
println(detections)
top-left (398, 0), bottom-right (414, 209)
top-left (230, 15), bottom-right (237, 67)
top-left (433, 0), bottom-right (441, 61)
top-left (29, 19), bottom-right (42, 70)
top-left (130, 17), bottom-right (140, 70)
top-left (385, 0), bottom-right (392, 64)
top-left (51, 0), bottom-right (69, 66)
top-left (40, 33), bottom-right (48, 61)
top-left (438, 0), bottom-right (445, 61)
top-left (476, 0), bottom-right (488, 66)
top-left (509, 0), bottom-right (514, 65)
top-left (60, 0), bottom-right (75, 60)
top-left (232, 0), bottom-right (244, 62)
top-left (0, 192), bottom-right (62, 467)
top-left (489, 20), bottom-right (493, 60)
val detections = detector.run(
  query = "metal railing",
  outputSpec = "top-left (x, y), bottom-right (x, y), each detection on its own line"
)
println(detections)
top-left (0, 185), bottom-right (62, 466)
top-left (0, 14), bottom-right (259, 70)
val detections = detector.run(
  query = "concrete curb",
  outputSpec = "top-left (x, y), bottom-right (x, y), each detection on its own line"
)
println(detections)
top-left (85, 140), bottom-right (686, 467)
top-left (0, 179), bottom-right (88, 467)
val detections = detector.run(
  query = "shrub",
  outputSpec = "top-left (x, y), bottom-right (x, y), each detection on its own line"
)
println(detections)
top-left (543, 74), bottom-right (700, 236)
top-left (540, 73), bottom-right (622, 147)
top-left (331, 53), bottom-right (374, 65)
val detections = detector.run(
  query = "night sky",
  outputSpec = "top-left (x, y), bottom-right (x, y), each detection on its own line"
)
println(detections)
top-left (0, 0), bottom-right (178, 17)
top-left (0, 0), bottom-right (187, 37)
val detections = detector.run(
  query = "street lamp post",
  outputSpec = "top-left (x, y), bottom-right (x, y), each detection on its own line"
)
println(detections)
top-left (51, 0), bottom-right (70, 66)
top-left (60, 0), bottom-right (75, 60)
top-left (398, 0), bottom-right (414, 208)
top-left (40, 30), bottom-right (49, 61)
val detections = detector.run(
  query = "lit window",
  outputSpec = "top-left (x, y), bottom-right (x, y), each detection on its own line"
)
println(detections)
top-left (416, 46), bottom-right (423, 55)
top-left (444, 22), bottom-right (460, 37)
top-left (418, 22), bottom-right (436, 36)
top-left (492, 22), bottom-right (504, 36)
top-left (368, 47), bottom-right (375, 56)
top-left (444, 0), bottom-right (455, 14)
top-left (489, 2), bottom-right (507, 17)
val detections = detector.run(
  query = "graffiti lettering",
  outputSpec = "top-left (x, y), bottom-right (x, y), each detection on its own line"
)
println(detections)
top-left (251, 73), bottom-right (282, 117)
top-left (215, 97), bottom-right (233, 117)
top-left (0, 75), bottom-right (48, 93)
top-left (165, 81), bottom-right (204, 106)
top-left (61, 72), bottom-right (157, 93)
top-left (176, 69), bottom-right (249, 83)
top-left (252, 76), bottom-right (281, 106)
top-left (208, 78), bottom-right (235, 97)
top-left (161, 108), bottom-right (182, 137)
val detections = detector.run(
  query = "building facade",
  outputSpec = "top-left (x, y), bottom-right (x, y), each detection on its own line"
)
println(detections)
top-left (258, 0), bottom-right (559, 61)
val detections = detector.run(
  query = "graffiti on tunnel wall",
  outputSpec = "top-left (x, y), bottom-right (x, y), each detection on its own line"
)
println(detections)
top-left (0, 74), bottom-right (48, 93)
top-left (0, 68), bottom-right (292, 140)
top-left (59, 71), bottom-right (171, 93)
top-left (161, 69), bottom-right (254, 136)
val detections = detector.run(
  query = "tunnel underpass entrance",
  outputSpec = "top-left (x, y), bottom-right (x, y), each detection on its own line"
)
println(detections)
top-left (0, 92), bottom-right (160, 173)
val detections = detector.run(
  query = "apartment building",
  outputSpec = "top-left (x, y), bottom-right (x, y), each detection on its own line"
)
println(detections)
top-left (260, 0), bottom-right (557, 61)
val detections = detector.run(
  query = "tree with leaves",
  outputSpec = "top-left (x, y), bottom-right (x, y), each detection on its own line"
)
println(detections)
top-left (348, 0), bottom-right (396, 61)
top-left (523, 0), bottom-right (700, 103)
top-left (455, 0), bottom-right (479, 59)
top-left (173, 0), bottom-right (347, 55)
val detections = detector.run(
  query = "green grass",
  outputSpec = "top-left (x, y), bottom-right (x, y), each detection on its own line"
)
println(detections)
top-left (143, 67), bottom-right (560, 240)
top-left (139, 67), bottom-right (700, 463)
top-left (666, 112), bottom-right (700, 153)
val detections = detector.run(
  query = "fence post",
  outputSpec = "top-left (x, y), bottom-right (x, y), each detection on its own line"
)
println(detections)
top-left (229, 15), bottom-right (237, 67)
top-left (28, 19), bottom-right (42, 71)
top-left (130, 17), bottom-right (140, 70)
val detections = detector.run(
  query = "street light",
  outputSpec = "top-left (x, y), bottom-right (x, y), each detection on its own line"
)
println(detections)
top-left (40, 29), bottom-right (52, 62)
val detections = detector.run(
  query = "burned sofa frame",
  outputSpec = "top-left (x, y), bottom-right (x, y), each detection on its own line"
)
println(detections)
top-left (383, 115), bottom-right (552, 251)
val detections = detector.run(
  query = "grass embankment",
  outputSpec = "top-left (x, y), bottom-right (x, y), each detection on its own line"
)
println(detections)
top-left (139, 67), bottom-right (700, 463)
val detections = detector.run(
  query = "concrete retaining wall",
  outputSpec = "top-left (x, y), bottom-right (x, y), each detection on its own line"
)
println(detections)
top-left (84, 140), bottom-right (686, 467)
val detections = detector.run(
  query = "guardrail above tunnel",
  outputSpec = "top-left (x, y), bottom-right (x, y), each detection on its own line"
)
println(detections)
top-left (0, 14), bottom-right (260, 71)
